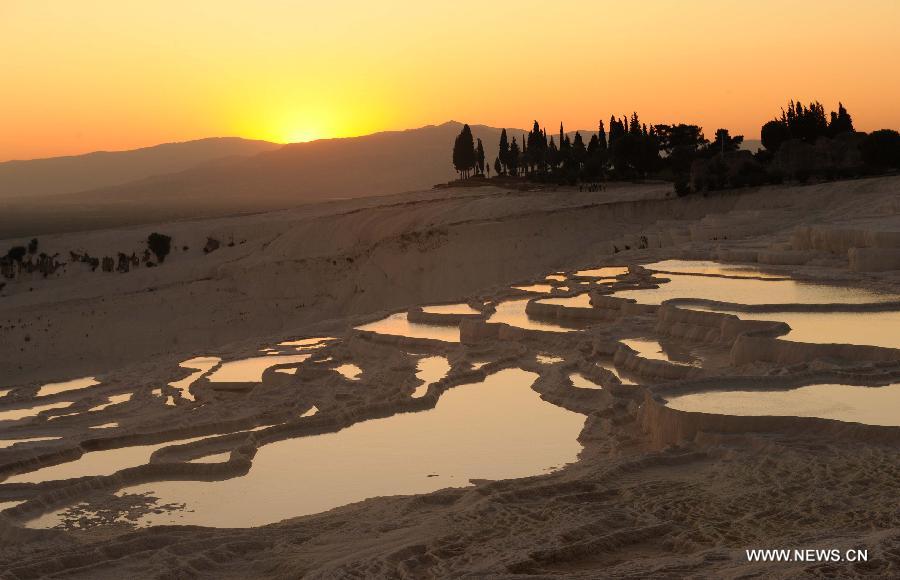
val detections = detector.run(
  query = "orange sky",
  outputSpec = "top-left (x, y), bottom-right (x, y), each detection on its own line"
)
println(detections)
top-left (1, 1), bottom-right (898, 161)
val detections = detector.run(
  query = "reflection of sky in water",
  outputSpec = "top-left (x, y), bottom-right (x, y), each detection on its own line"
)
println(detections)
top-left (644, 260), bottom-right (783, 278)
top-left (357, 312), bottom-right (460, 342)
top-left (10, 436), bottom-right (208, 484)
top-left (569, 373), bottom-right (602, 390)
top-left (422, 303), bottom-right (481, 315)
top-left (538, 293), bottom-right (592, 307)
top-left (0, 400), bottom-right (73, 423)
top-left (57, 369), bottom-right (586, 528)
top-left (666, 383), bottom-right (900, 426)
top-left (488, 300), bottom-right (578, 332)
top-left (574, 266), bottom-right (628, 278)
top-left (36, 377), bottom-right (99, 398)
top-left (704, 310), bottom-right (900, 350)
top-left (513, 284), bottom-right (556, 294)
top-left (413, 356), bottom-right (450, 397)
top-left (207, 355), bottom-right (310, 382)
top-left (616, 274), bottom-right (895, 306)
top-left (621, 338), bottom-right (697, 366)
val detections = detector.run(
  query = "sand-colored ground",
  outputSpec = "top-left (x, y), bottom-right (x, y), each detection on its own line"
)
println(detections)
top-left (1, 177), bottom-right (899, 578)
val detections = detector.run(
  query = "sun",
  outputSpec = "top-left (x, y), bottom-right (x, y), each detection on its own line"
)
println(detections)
top-left (283, 128), bottom-right (322, 144)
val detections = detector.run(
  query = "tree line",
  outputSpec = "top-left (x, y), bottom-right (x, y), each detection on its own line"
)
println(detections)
top-left (452, 101), bottom-right (900, 194)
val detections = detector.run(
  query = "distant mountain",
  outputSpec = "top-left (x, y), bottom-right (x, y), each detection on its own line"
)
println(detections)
top-left (740, 139), bottom-right (763, 153)
top-left (0, 122), bottom-right (529, 238)
top-left (0, 137), bottom-right (281, 199)
top-left (69, 122), bottom-right (523, 205)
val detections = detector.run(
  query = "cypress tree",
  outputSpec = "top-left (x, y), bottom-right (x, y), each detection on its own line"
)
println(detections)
top-left (508, 137), bottom-right (520, 176)
top-left (476, 138), bottom-right (485, 175)
top-left (452, 124), bottom-right (477, 178)
top-left (597, 120), bottom-right (607, 152)
top-left (498, 129), bottom-right (510, 174)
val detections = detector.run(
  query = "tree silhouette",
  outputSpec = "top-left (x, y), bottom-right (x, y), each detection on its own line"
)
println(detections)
top-left (708, 129), bottom-right (743, 155)
top-left (761, 120), bottom-right (791, 152)
top-left (508, 137), bottom-right (520, 176)
top-left (498, 129), bottom-right (510, 175)
top-left (147, 233), bottom-right (172, 263)
top-left (860, 130), bottom-right (900, 170)
top-left (475, 138), bottom-right (485, 175)
top-left (452, 124), bottom-right (477, 178)
top-left (828, 103), bottom-right (854, 136)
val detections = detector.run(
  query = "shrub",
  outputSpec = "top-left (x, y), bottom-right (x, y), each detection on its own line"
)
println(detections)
top-left (674, 176), bottom-right (691, 196)
top-left (6, 246), bottom-right (26, 263)
top-left (147, 233), bottom-right (172, 263)
top-left (761, 120), bottom-right (791, 152)
top-left (860, 129), bottom-right (900, 170)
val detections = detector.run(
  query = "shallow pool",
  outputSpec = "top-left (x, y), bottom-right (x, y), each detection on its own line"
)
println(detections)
top-left (488, 300), bottom-right (580, 332)
top-left (68, 369), bottom-right (585, 528)
top-left (643, 260), bottom-right (783, 279)
top-left (665, 383), bottom-right (900, 426)
top-left (615, 274), bottom-right (895, 306)
top-left (357, 312), bottom-right (460, 342)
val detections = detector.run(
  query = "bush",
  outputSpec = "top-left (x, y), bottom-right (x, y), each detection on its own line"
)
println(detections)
top-left (147, 233), bottom-right (172, 263)
top-left (761, 120), bottom-right (791, 152)
top-left (6, 246), bottom-right (26, 263)
top-left (860, 129), bottom-right (900, 170)
top-left (27, 238), bottom-right (38, 254)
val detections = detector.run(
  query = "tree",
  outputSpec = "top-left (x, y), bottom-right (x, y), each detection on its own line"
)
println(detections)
top-left (571, 132), bottom-right (587, 168)
top-left (27, 238), bottom-right (38, 255)
top-left (6, 246), bottom-right (26, 264)
top-left (828, 102), bottom-right (854, 136)
top-left (526, 121), bottom-right (547, 174)
top-left (475, 138), bottom-right (485, 175)
top-left (708, 129), bottom-right (743, 155)
top-left (655, 124), bottom-right (707, 177)
top-left (597, 120), bottom-right (608, 153)
top-left (498, 129), bottom-right (510, 174)
top-left (452, 124), bottom-right (477, 178)
top-left (508, 137), bottom-right (520, 176)
top-left (493, 156), bottom-right (503, 176)
top-left (761, 120), bottom-right (791, 152)
top-left (147, 233), bottom-right (172, 263)
top-left (860, 129), bottom-right (900, 170)
top-left (608, 116), bottom-right (625, 146)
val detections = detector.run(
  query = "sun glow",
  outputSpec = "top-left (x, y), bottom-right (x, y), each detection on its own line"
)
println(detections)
top-left (283, 128), bottom-right (322, 144)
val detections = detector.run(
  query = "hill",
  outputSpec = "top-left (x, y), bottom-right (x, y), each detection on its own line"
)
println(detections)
top-left (0, 122), bottom-right (525, 237)
top-left (0, 137), bottom-right (281, 200)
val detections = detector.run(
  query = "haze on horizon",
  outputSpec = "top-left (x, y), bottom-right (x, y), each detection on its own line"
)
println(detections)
top-left (2, 0), bottom-right (898, 162)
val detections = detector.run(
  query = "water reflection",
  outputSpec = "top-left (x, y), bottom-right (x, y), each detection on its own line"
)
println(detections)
top-left (709, 310), bottom-right (900, 349)
top-left (94, 369), bottom-right (584, 528)
top-left (170, 357), bottom-right (221, 401)
top-left (538, 293), bottom-right (593, 308)
top-left (207, 355), bottom-right (310, 382)
top-left (0, 401), bottom-right (74, 423)
top-left (422, 303), bottom-right (481, 315)
top-left (665, 383), bottom-right (900, 426)
top-left (574, 266), bottom-right (628, 278)
top-left (621, 338), bottom-right (698, 366)
top-left (36, 377), bottom-right (99, 398)
top-left (356, 312), bottom-right (460, 342)
top-left (616, 274), bottom-right (895, 306)
top-left (569, 373), bottom-right (602, 390)
top-left (488, 300), bottom-right (579, 332)
top-left (413, 356), bottom-right (451, 397)
top-left (644, 260), bottom-right (782, 279)
top-left (335, 364), bottom-right (363, 381)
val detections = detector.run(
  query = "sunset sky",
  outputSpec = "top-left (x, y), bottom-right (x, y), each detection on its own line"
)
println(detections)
top-left (2, 0), bottom-right (898, 161)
